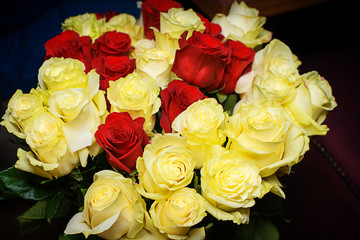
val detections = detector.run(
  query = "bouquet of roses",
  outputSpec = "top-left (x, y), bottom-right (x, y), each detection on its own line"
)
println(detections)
top-left (0, 0), bottom-right (337, 239)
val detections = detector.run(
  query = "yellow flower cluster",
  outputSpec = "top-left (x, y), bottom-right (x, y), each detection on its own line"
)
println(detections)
top-left (1, 58), bottom-right (107, 178)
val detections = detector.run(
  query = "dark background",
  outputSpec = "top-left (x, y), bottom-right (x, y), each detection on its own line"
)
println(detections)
top-left (1, 0), bottom-right (359, 239)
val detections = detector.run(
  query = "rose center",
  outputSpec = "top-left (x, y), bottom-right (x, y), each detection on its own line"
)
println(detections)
top-left (58, 93), bottom-right (83, 110)
top-left (89, 186), bottom-right (119, 211)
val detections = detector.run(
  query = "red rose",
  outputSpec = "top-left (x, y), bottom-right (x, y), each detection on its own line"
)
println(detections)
top-left (95, 112), bottom-right (149, 173)
top-left (142, 0), bottom-right (182, 39)
top-left (219, 39), bottom-right (255, 94)
top-left (160, 80), bottom-right (206, 133)
top-left (172, 31), bottom-right (230, 92)
top-left (92, 31), bottom-right (133, 58)
top-left (92, 55), bottom-right (136, 91)
top-left (196, 13), bottom-right (224, 41)
top-left (44, 30), bottom-right (92, 72)
top-left (95, 10), bottom-right (119, 22)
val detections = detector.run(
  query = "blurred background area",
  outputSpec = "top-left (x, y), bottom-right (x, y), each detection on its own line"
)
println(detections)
top-left (1, 0), bottom-right (360, 239)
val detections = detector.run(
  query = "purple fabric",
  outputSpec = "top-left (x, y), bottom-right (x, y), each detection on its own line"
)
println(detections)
top-left (280, 146), bottom-right (360, 239)
top-left (300, 49), bottom-right (360, 193)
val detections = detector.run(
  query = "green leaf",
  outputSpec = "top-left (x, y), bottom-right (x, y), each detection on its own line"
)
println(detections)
top-left (193, 174), bottom-right (201, 194)
top-left (0, 179), bottom-right (17, 200)
top-left (46, 191), bottom-right (65, 220)
top-left (69, 168), bottom-right (83, 182)
top-left (19, 199), bottom-right (49, 220)
top-left (223, 94), bottom-right (238, 116)
top-left (0, 166), bottom-right (58, 200)
top-left (18, 199), bottom-right (50, 235)
top-left (236, 215), bottom-right (279, 240)
top-left (55, 194), bottom-right (75, 218)
top-left (58, 234), bottom-right (85, 240)
top-left (216, 92), bottom-right (228, 103)
top-left (58, 234), bottom-right (103, 240)
top-left (254, 193), bottom-right (285, 217)
top-left (18, 218), bottom-right (48, 236)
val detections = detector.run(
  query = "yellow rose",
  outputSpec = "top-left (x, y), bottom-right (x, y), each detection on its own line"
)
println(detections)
top-left (284, 72), bottom-right (336, 136)
top-left (240, 73), bottom-right (297, 109)
top-left (160, 8), bottom-right (205, 39)
top-left (152, 7), bottom-right (205, 59)
top-left (38, 58), bottom-right (88, 92)
top-left (172, 98), bottom-right (227, 168)
top-left (62, 13), bottom-right (105, 40)
top-left (130, 39), bottom-right (156, 59)
top-left (1, 88), bottom-right (46, 138)
top-left (43, 67), bottom-right (106, 165)
top-left (201, 145), bottom-right (262, 224)
top-left (7, 89), bottom-right (44, 121)
top-left (225, 100), bottom-right (309, 177)
top-left (15, 111), bottom-right (80, 178)
top-left (104, 13), bottom-right (144, 44)
top-left (236, 39), bottom-right (301, 101)
top-left (136, 48), bottom-right (173, 89)
top-left (212, 1), bottom-right (272, 48)
top-left (64, 170), bottom-right (163, 240)
top-left (24, 111), bottom-right (65, 151)
top-left (107, 71), bottom-right (161, 134)
top-left (152, 28), bottom-right (180, 60)
top-left (301, 71), bottom-right (337, 124)
top-left (149, 187), bottom-right (206, 240)
top-left (61, 90), bottom-right (107, 155)
top-left (48, 88), bottom-right (88, 122)
top-left (136, 134), bottom-right (195, 200)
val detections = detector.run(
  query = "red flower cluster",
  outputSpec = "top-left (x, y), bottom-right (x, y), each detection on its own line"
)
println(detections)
top-left (91, 31), bottom-right (135, 91)
top-left (173, 31), bottom-right (254, 94)
top-left (44, 29), bottom-right (135, 93)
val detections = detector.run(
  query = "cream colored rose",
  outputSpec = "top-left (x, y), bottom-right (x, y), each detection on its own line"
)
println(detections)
top-left (301, 71), bottom-right (337, 124)
top-left (152, 28), bottom-right (180, 60)
top-left (201, 145), bottom-right (262, 224)
top-left (107, 71), bottom-right (161, 134)
top-left (172, 98), bottom-right (227, 168)
top-left (160, 8), bottom-right (205, 39)
top-left (104, 13), bottom-right (144, 44)
top-left (24, 111), bottom-right (65, 151)
top-left (62, 13), bottom-right (105, 40)
top-left (61, 90), bottom-right (107, 155)
top-left (284, 72), bottom-right (336, 136)
top-left (130, 39), bottom-right (156, 59)
top-left (43, 67), bottom-right (106, 164)
top-left (239, 74), bottom-right (297, 109)
top-left (212, 1), bottom-right (272, 48)
top-left (38, 58), bottom-right (88, 92)
top-left (151, 8), bottom-right (205, 59)
top-left (7, 89), bottom-right (44, 121)
top-left (225, 100), bottom-right (309, 177)
top-left (64, 170), bottom-right (164, 240)
top-left (236, 39), bottom-right (301, 101)
top-left (46, 69), bottom-right (107, 151)
top-left (48, 88), bottom-right (88, 122)
top-left (149, 187), bottom-right (206, 240)
top-left (1, 88), bottom-right (46, 139)
top-left (14, 111), bottom-right (80, 178)
top-left (136, 48), bottom-right (173, 89)
top-left (136, 134), bottom-right (195, 200)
